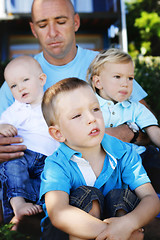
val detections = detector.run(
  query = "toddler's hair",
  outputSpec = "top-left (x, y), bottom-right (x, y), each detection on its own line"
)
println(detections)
top-left (42, 77), bottom-right (90, 126)
top-left (86, 48), bottom-right (132, 92)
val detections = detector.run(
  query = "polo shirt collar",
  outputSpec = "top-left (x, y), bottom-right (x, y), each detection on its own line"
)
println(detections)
top-left (96, 93), bottom-right (132, 108)
top-left (101, 134), bottom-right (127, 159)
top-left (59, 133), bottom-right (127, 162)
top-left (59, 142), bottom-right (82, 161)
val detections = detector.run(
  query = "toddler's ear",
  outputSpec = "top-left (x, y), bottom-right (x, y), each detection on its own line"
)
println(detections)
top-left (48, 125), bottom-right (65, 142)
top-left (39, 73), bottom-right (47, 86)
top-left (92, 75), bottom-right (103, 90)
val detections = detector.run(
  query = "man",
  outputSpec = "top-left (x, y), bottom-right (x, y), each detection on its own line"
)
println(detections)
top-left (0, 0), bottom-right (149, 162)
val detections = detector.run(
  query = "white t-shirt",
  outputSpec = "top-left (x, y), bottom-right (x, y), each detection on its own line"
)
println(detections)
top-left (0, 100), bottom-right (59, 156)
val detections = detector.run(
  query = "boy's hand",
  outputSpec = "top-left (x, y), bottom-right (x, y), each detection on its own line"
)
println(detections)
top-left (96, 217), bottom-right (144, 240)
top-left (0, 135), bottom-right (26, 162)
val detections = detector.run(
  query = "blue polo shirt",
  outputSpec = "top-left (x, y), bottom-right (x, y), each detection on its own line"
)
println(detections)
top-left (40, 134), bottom-right (150, 207)
top-left (97, 94), bottom-right (158, 154)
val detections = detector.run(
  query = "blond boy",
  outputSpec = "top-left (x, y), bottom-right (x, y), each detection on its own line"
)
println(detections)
top-left (40, 77), bottom-right (159, 240)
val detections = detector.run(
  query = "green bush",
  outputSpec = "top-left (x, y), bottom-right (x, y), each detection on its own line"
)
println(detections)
top-left (134, 56), bottom-right (160, 122)
top-left (0, 223), bottom-right (34, 240)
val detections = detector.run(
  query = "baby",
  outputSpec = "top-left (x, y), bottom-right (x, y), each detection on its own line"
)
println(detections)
top-left (0, 56), bottom-right (59, 229)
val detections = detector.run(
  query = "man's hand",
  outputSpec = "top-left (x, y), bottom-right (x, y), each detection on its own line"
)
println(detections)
top-left (0, 135), bottom-right (27, 163)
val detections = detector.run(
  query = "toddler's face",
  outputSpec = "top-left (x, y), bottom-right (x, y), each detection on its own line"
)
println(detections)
top-left (55, 86), bottom-right (105, 152)
top-left (6, 64), bottom-right (44, 105)
top-left (95, 61), bottom-right (134, 103)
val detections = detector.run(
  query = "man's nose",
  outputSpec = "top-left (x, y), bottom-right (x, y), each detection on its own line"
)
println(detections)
top-left (48, 22), bottom-right (57, 37)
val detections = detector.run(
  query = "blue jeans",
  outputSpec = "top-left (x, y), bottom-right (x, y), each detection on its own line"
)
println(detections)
top-left (41, 186), bottom-right (139, 240)
top-left (0, 149), bottom-right (46, 223)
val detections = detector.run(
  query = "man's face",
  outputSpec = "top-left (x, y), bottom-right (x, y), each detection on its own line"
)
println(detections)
top-left (30, 0), bottom-right (80, 65)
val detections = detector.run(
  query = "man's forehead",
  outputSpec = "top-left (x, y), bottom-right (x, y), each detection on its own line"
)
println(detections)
top-left (32, 0), bottom-right (73, 20)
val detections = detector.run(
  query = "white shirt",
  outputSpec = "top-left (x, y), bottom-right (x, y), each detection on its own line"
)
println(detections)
top-left (0, 100), bottom-right (59, 156)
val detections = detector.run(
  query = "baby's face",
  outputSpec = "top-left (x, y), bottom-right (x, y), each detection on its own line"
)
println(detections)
top-left (6, 64), bottom-right (44, 105)
top-left (95, 61), bottom-right (134, 103)
top-left (55, 86), bottom-right (105, 152)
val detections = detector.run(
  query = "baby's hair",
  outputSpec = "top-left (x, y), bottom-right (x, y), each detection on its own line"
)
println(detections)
top-left (86, 48), bottom-right (133, 92)
top-left (42, 77), bottom-right (90, 126)
top-left (4, 55), bottom-right (43, 82)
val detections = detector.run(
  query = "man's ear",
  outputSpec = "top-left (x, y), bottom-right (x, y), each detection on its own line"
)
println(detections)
top-left (74, 13), bottom-right (80, 32)
top-left (29, 21), bottom-right (38, 38)
top-left (49, 125), bottom-right (65, 143)
top-left (39, 73), bottom-right (47, 86)
top-left (92, 75), bottom-right (103, 90)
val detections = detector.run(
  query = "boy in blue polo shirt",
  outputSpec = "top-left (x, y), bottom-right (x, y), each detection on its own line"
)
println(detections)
top-left (40, 77), bottom-right (160, 240)
top-left (86, 48), bottom-right (160, 193)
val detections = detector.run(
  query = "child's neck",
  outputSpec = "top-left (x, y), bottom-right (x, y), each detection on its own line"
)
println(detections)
top-left (27, 94), bottom-right (43, 108)
top-left (98, 92), bottom-right (118, 104)
top-left (81, 145), bottom-right (106, 178)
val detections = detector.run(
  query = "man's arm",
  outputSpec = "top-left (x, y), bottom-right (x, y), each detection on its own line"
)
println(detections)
top-left (105, 98), bottom-right (151, 145)
top-left (105, 124), bottom-right (150, 146)
top-left (0, 135), bottom-right (26, 163)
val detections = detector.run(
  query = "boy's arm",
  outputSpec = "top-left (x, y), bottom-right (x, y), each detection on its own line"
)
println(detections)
top-left (0, 123), bottom-right (17, 137)
top-left (144, 125), bottom-right (160, 148)
top-left (96, 183), bottom-right (160, 240)
top-left (45, 190), bottom-right (108, 239)
top-left (131, 183), bottom-right (160, 228)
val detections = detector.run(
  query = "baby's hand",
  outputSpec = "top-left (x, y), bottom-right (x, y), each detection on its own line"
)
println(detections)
top-left (96, 217), bottom-right (138, 240)
top-left (0, 124), bottom-right (18, 137)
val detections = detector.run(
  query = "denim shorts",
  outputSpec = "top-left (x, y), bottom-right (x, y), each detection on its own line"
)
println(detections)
top-left (41, 186), bottom-right (139, 240)
top-left (0, 149), bottom-right (46, 223)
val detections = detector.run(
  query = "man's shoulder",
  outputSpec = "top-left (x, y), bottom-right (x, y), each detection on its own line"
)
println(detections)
top-left (34, 52), bottom-right (43, 61)
top-left (77, 45), bottom-right (98, 59)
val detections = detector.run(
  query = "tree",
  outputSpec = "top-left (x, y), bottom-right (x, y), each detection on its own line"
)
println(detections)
top-left (125, 0), bottom-right (160, 56)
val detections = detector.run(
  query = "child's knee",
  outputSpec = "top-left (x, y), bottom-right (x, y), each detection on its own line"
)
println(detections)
top-left (89, 200), bottom-right (101, 219)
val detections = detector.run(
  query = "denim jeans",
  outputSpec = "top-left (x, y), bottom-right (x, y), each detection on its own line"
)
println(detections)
top-left (0, 149), bottom-right (46, 223)
top-left (41, 186), bottom-right (139, 240)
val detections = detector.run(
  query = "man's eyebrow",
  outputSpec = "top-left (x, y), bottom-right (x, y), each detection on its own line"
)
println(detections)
top-left (35, 16), bottom-right (68, 24)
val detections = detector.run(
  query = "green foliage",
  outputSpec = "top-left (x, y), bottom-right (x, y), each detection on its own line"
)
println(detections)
top-left (126, 0), bottom-right (160, 56)
top-left (0, 223), bottom-right (34, 240)
top-left (134, 56), bottom-right (160, 122)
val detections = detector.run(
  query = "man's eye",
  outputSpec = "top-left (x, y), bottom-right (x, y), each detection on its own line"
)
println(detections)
top-left (57, 21), bottom-right (66, 25)
top-left (38, 24), bottom-right (47, 28)
top-left (72, 114), bottom-right (81, 119)
top-left (129, 77), bottom-right (134, 81)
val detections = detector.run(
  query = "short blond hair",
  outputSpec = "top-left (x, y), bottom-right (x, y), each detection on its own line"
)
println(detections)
top-left (42, 77), bottom-right (90, 126)
top-left (86, 48), bottom-right (133, 92)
